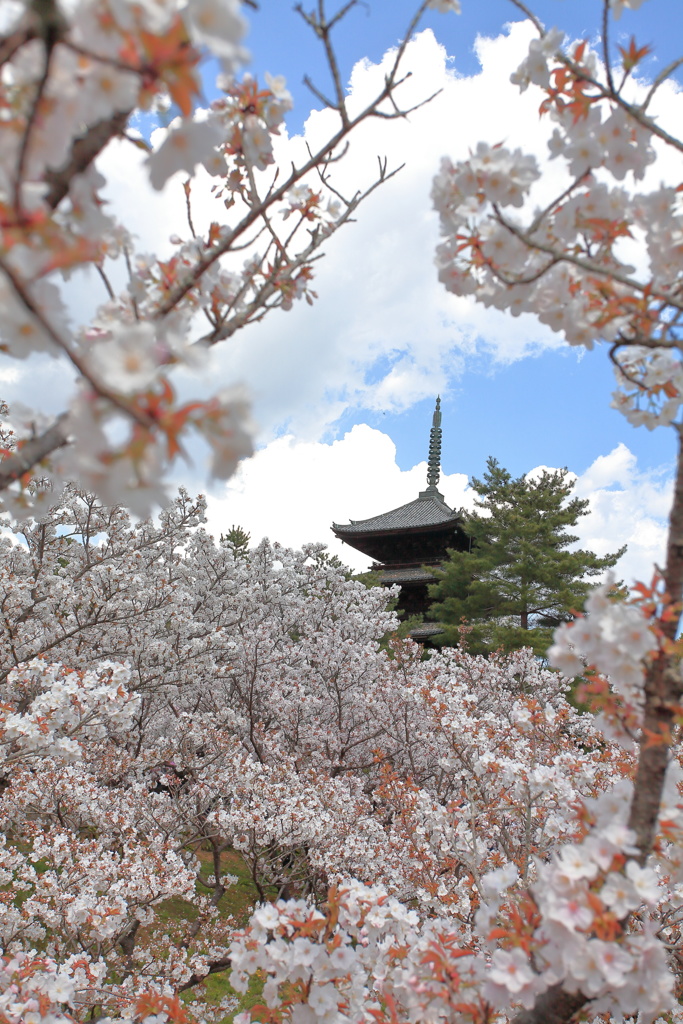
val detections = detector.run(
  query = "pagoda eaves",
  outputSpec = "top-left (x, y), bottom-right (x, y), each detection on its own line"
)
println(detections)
top-left (332, 490), bottom-right (464, 563)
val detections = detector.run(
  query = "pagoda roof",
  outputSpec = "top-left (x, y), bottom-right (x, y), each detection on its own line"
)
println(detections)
top-left (333, 489), bottom-right (459, 538)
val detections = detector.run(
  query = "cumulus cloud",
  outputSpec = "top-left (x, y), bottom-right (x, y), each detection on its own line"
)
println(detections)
top-left (47, 20), bottom-right (577, 447)
top-left (202, 23), bottom-right (570, 441)
top-left (185, 22), bottom-right (682, 442)
top-left (205, 429), bottom-right (671, 587)
top-left (572, 443), bottom-right (672, 586)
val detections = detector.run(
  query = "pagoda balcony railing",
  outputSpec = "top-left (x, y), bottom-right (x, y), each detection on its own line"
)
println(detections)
top-left (370, 558), bottom-right (444, 571)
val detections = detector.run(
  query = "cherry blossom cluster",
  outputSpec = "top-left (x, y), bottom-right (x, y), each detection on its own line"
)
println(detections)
top-left (0, 0), bottom-right (251, 512)
top-left (0, 950), bottom-right (209, 1024)
top-left (548, 576), bottom-right (657, 719)
top-left (0, 659), bottom-right (139, 763)
top-left (230, 798), bottom-right (675, 1024)
top-left (477, 787), bottom-right (671, 1019)
top-left (230, 781), bottom-right (678, 1024)
top-left (0, 483), bottom-right (660, 1022)
top-left (228, 880), bottom-right (479, 1024)
top-left (432, 5), bottom-right (683, 433)
top-left (0, 949), bottom-right (104, 1024)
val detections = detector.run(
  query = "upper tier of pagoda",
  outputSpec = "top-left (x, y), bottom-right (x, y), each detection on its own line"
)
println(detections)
top-left (331, 397), bottom-right (469, 568)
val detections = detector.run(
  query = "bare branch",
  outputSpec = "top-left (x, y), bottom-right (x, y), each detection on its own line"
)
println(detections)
top-left (183, 178), bottom-right (197, 238)
top-left (0, 27), bottom-right (36, 68)
top-left (123, 245), bottom-right (141, 322)
top-left (602, 0), bottom-right (615, 97)
top-left (15, 39), bottom-right (54, 212)
top-left (370, 85), bottom-right (443, 119)
top-left (506, 0), bottom-right (545, 36)
top-left (194, 162), bottom-right (402, 345)
top-left (154, 59), bottom-right (425, 318)
top-left (302, 73), bottom-right (338, 111)
top-left (177, 956), bottom-right (232, 992)
top-left (641, 55), bottom-right (683, 112)
top-left (95, 263), bottom-right (115, 301)
top-left (325, 0), bottom-right (360, 33)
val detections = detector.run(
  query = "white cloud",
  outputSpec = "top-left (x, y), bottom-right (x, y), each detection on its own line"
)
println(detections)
top-left (572, 443), bottom-right (672, 586)
top-left (197, 23), bottom-right (682, 442)
top-left (203, 23), bottom-right (572, 441)
top-left (205, 430), bottom-right (671, 588)
top-left (83, 21), bottom-right (577, 448)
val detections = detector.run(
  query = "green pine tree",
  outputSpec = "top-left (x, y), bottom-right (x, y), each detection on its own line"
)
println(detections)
top-left (220, 524), bottom-right (251, 558)
top-left (428, 458), bottom-right (625, 657)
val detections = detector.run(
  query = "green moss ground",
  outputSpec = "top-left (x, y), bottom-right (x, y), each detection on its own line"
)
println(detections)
top-left (165, 848), bottom-right (265, 1023)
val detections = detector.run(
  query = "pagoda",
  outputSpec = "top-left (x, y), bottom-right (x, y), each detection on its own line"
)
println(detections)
top-left (331, 398), bottom-right (469, 640)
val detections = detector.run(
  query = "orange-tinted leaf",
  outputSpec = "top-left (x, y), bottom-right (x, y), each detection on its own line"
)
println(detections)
top-left (642, 724), bottom-right (673, 749)
top-left (618, 37), bottom-right (652, 72)
top-left (573, 40), bottom-right (587, 63)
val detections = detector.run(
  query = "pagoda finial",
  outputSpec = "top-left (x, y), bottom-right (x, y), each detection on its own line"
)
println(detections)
top-left (426, 396), bottom-right (442, 491)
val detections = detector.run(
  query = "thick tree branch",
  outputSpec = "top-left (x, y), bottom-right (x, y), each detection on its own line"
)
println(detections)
top-left (0, 417), bottom-right (69, 491)
top-left (512, 986), bottom-right (586, 1024)
top-left (178, 956), bottom-right (232, 992)
top-left (43, 109), bottom-right (131, 209)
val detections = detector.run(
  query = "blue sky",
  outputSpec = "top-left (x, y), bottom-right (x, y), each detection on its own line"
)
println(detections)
top-left (226, 0), bottom-right (678, 474)
top-left (199, 1), bottom-right (679, 579)
top-left (243, 1), bottom-right (681, 137)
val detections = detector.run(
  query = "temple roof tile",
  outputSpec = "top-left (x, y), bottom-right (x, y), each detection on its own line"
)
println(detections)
top-left (332, 491), bottom-right (458, 536)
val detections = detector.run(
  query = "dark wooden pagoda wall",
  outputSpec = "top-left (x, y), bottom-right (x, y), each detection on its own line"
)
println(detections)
top-left (394, 579), bottom-right (432, 619)
top-left (374, 525), bottom-right (469, 622)
top-left (359, 525), bottom-right (469, 567)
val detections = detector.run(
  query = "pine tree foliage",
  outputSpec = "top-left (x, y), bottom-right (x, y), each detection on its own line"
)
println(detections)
top-left (429, 458), bottom-right (625, 656)
top-left (221, 524), bottom-right (251, 558)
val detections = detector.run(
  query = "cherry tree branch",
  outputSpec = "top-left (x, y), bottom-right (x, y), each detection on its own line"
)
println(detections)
top-left (0, 417), bottom-right (69, 490)
top-left (154, 4), bottom-right (433, 318)
top-left (491, 205), bottom-right (683, 312)
top-left (44, 109), bottom-right (131, 210)
top-left (194, 162), bottom-right (402, 345)
top-left (0, 254), bottom-right (154, 431)
top-left (177, 956), bottom-right (232, 992)
top-left (509, 428), bottom-right (683, 1024)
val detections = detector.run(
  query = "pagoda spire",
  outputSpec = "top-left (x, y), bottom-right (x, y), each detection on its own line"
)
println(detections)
top-left (427, 396), bottom-right (442, 489)
top-left (420, 396), bottom-right (443, 498)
